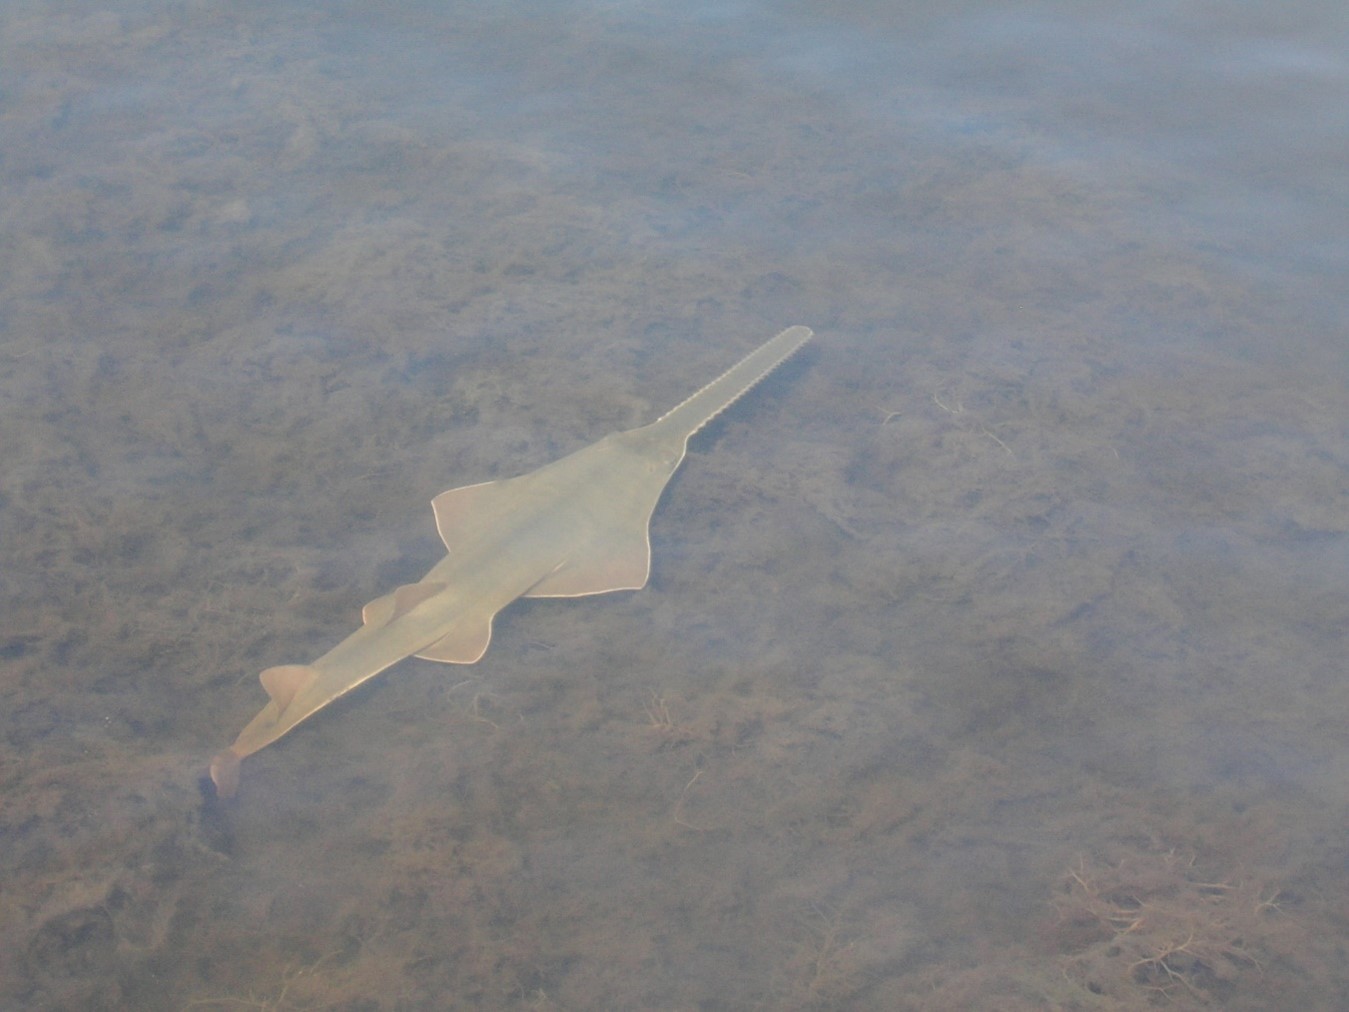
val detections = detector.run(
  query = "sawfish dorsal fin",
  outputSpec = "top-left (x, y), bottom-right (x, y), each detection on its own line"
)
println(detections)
top-left (362, 582), bottom-right (447, 627)
top-left (259, 664), bottom-right (319, 713)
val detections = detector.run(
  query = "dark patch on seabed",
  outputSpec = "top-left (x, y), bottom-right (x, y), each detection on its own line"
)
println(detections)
top-left (4, 2), bottom-right (1349, 1009)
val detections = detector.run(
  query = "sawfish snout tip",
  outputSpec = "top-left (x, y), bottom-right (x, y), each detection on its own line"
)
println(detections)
top-left (209, 749), bottom-right (241, 799)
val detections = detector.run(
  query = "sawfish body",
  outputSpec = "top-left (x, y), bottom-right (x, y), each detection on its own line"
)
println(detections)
top-left (210, 325), bottom-right (813, 796)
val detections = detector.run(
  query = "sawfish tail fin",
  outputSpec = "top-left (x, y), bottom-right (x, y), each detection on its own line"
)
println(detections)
top-left (209, 663), bottom-right (321, 798)
top-left (647, 325), bottom-right (813, 445)
top-left (210, 748), bottom-right (242, 798)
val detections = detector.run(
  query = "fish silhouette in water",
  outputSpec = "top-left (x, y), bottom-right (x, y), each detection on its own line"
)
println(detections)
top-left (210, 325), bottom-right (813, 796)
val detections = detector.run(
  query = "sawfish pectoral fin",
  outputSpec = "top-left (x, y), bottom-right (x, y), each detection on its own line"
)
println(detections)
top-left (525, 536), bottom-right (652, 598)
top-left (414, 611), bottom-right (495, 664)
top-left (432, 478), bottom-right (530, 551)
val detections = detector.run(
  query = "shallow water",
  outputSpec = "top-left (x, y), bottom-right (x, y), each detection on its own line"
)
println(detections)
top-left (2, 2), bottom-right (1347, 1008)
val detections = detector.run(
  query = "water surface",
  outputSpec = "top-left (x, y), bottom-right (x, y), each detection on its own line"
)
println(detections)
top-left (2, 2), bottom-right (1347, 1007)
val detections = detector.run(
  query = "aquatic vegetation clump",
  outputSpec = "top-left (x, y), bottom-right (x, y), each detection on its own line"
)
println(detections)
top-left (1053, 846), bottom-right (1284, 1005)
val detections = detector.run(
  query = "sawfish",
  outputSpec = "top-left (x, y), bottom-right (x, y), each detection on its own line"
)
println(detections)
top-left (210, 325), bottom-right (813, 796)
